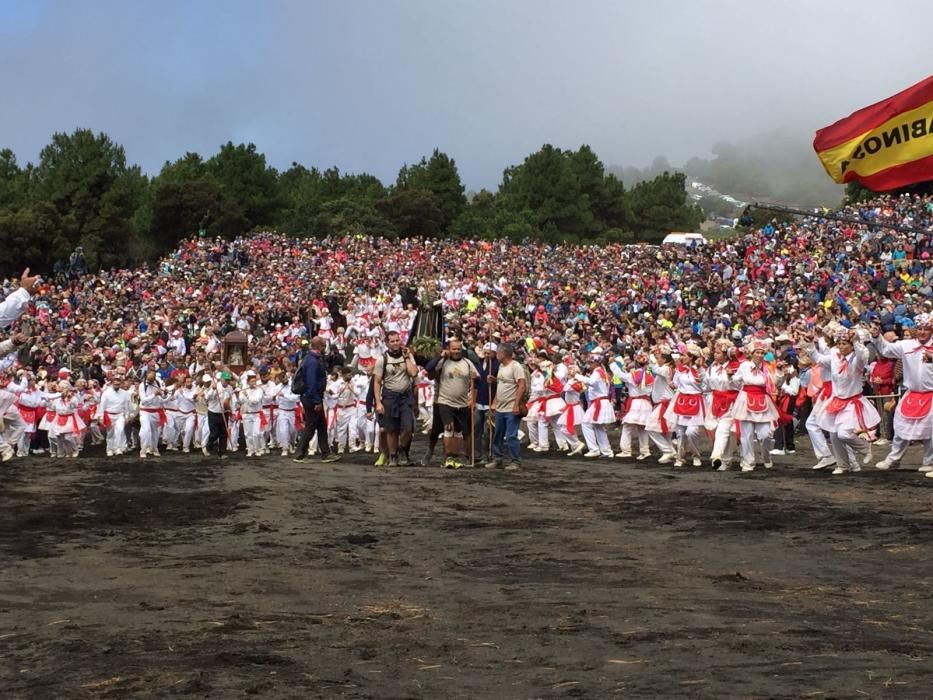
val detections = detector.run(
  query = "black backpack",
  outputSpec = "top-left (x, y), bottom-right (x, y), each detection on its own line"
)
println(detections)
top-left (291, 357), bottom-right (307, 395)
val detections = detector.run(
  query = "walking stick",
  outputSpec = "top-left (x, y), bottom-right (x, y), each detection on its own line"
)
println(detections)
top-left (486, 408), bottom-right (494, 462)
top-left (469, 406), bottom-right (475, 468)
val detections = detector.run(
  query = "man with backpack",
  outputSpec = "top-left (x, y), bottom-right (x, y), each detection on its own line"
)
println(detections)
top-left (373, 330), bottom-right (418, 466)
top-left (292, 336), bottom-right (339, 464)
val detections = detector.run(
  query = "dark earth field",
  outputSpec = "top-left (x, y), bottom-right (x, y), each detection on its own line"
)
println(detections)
top-left (2, 437), bottom-right (932, 699)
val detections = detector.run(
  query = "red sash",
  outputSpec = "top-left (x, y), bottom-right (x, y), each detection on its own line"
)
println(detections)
top-left (900, 390), bottom-right (933, 419)
top-left (672, 392), bottom-right (703, 417)
top-left (623, 394), bottom-right (651, 415)
top-left (742, 385), bottom-right (772, 413)
top-left (140, 407), bottom-right (167, 426)
top-left (16, 403), bottom-right (37, 426)
top-left (818, 381), bottom-right (833, 402)
top-left (102, 411), bottom-right (123, 429)
top-left (711, 390), bottom-right (738, 418)
top-left (825, 394), bottom-right (870, 431)
top-left (563, 403), bottom-right (578, 433)
top-left (654, 399), bottom-right (670, 434)
top-left (295, 405), bottom-right (304, 433)
top-left (589, 396), bottom-right (610, 421)
top-left (528, 394), bottom-right (561, 414)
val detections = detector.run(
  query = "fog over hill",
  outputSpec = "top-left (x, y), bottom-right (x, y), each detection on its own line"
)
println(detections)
top-left (609, 129), bottom-right (845, 212)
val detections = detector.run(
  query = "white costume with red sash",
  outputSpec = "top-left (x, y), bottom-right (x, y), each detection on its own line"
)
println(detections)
top-left (664, 365), bottom-right (708, 428)
top-left (137, 381), bottom-right (165, 457)
top-left (238, 386), bottom-right (266, 456)
top-left (275, 383), bottom-right (302, 453)
top-left (96, 384), bottom-right (131, 455)
top-left (733, 360), bottom-right (778, 470)
top-left (705, 361), bottom-right (741, 468)
top-left (619, 367), bottom-right (655, 426)
top-left (873, 335), bottom-right (933, 441)
top-left (810, 343), bottom-right (879, 435)
top-left (575, 366), bottom-right (615, 457)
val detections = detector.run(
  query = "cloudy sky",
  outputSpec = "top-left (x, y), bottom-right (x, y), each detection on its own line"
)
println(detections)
top-left (1, 0), bottom-right (930, 189)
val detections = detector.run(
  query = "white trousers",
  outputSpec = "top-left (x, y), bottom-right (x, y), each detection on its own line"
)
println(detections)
top-left (619, 424), bottom-right (650, 455)
top-left (104, 414), bottom-right (127, 454)
top-left (738, 420), bottom-right (773, 466)
top-left (805, 410), bottom-right (832, 459)
top-left (885, 435), bottom-right (933, 466)
top-left (829, 426), bottom-right (870, 470)
top-left (139, 411), bottom-right (162, 455)
top-left (709, 416), bottom-right (735, 466)
top-left (241, 413), bottom-right (263, 455)
top-left (581, 422), bottom-right (611, 454)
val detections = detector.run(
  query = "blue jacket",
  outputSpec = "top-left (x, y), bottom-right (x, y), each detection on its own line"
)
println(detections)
top-left (300, 350), bottom-right (327, 404)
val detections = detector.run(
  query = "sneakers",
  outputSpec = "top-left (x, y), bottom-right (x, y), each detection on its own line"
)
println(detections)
top-left (812, 456), bottom-right (836, 470)
top-left (531, 444), bottom-right (548, 453)
top-left (444, 457), bottom-right (464, 469)
top-left (350, 444), bottom-right (363, 453)
top-left (658, 453), bottom-right (675, 465)
top-left (387, 456), bottom-right (399, 467)
top-left (673, 459), bottom-right (684, 468)
top-left (636, 453), bottom-right (650, 461)
top-left (764, 461), bottom-right (774, 470)
top-left (926, 470), bottom-right (933, 478)
top-left (919, 465), bottom-right (933, 473)
top-left (769, 449), bottom-right (786, 456)
top-left (600, 451), bottom-right (614, 458)
top-left (292, 455), bottom-right (307, 464)
top-left (568, 444), bottom-right (586, 457)
top-left (692, 457), bottom-right (702, 468)
top-left (831, 466), bottom-right (846, 475)
top-left (398, 452), bottom-right (414, 467)
top-left (583, 450), bottom-right (602, 458)
top-left (505, 462), bottom-right (521, 471)
top-left (861, 444), bottom-right (873, 466)
top-left (321, 453), bottom-right (340, 464)
top-left (874, 438), bottom-right (890, 446)
top-left (484, 460), bottom-right (502, 470)
top-left (740, 462), bottom-right (755, 473)
top-left (615, 452), bottom-right (633, 459)
top-left (875, 457), bottom-right (894, 470)
top-left (374, 453), bottom-right (386, 467)
top-left (716, 462), bottom-right (730, 472)
top-left (202, 447), bottom-right (210, 457)
top-left (785, 449), bottom-right (796, 454)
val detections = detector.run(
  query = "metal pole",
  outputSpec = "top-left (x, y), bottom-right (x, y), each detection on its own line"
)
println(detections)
top-left (750, 201), bottom-right (933, 237)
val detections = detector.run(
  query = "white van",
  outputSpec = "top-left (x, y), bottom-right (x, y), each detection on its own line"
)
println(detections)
top-left (662, 232), bottom-right (708, 246)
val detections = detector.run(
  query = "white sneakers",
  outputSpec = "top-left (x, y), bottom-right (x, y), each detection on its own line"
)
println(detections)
top-left (740, 462), bottom-right (755, 472)
top-left (812, 456), bottom-right (836, 470)
top-left (658, 453), bottom-right (675, 464)
top-left (583, 450), bottom-right (601, 458)
top-left (568, 444), bottom-right (586, 457)
top-left (615, 452), bottom-right (632, 459)
top-left (692, 457), bottom-right (702, 467)
top-left (769, 449), bottom-right (785, 456)
top-left (875, 457), bottom-right (894, 470)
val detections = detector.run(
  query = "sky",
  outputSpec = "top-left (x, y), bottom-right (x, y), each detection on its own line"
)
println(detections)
top-left (1, 0), bottom-right (931, 190)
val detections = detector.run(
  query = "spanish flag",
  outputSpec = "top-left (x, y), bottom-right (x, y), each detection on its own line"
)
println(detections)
top-left (813, 75), bottom-right (933, 191)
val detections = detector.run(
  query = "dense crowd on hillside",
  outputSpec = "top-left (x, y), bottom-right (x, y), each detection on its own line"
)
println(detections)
top-left (1, 191), bottom-right (933, 477)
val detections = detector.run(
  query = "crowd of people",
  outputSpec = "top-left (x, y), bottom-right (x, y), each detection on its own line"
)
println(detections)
top-left (1, 190), bottom-right (933, 478)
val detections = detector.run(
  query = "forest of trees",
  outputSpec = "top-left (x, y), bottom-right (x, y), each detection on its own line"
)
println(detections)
top-left (0, 129), bottom-right (703, 274)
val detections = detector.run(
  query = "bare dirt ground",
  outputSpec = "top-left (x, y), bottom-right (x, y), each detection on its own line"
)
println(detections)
top-left (2, 437), bottom-right (933, 699)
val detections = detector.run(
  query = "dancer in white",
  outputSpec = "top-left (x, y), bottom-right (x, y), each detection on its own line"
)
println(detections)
top-left (575, 349), bottom-right (615, 458)
top-left (705, 339), bottom-right (740, 471)
top-left (871, 315), bottom-right (933, 475)
top-left (238, 371), bottom-right (266, 457)
top-left (807, 328), bottom-right (879, 475)
top-left (615, 352), bottom-right (654, 460)
top-left (664, 347), bottom-right (707, 468)
top-left (137, 370), bottom-right (164, 459)
top-left (645, 349), bottom-right (676, 463)
top-left (97, 377), bottom-right (131, 456)
top-left (731, 337), bottom-right (779, 472)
